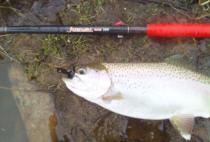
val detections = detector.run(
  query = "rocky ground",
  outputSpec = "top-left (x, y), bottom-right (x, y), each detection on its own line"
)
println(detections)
top-left (1, 0), bottom-right (210, 142)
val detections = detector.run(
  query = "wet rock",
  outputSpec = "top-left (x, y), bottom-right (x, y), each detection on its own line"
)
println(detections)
top-left (18, 12), bottom-right (44, 25)
top-left (53, 89), bottom-right (129, 142)
top-left (8, 63), bottom-right (55, 142)
top-left (31, 0), bottom-right (65, 23)
top-left (192, 118), bottom-right (210, 142)
top-left (93, 114), bottom-right (128, 142)
top-left (125, 119), bottom-right (169, 142)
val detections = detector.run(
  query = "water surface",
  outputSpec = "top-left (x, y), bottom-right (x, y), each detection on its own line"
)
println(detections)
top-left (0, 59), bottom-right (28, 142)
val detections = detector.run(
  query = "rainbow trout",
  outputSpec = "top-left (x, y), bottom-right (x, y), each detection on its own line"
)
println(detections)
top-left (62, 63), bottom-right (210, 140)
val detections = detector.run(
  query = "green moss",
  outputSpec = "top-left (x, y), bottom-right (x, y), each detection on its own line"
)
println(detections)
top-left (41, 34), bottom-right (91, 60)
top-left (25, 63), bottom-right (40, 80)
top-left (73, 2), bottom-right (94, 23)
top-left (42, 35), bottom-right (62, 57)
top-left (121, 11), bottom-right (134, 25)
top-left (66, 35), bottom-right (90, 58)
top-left (94, 0), bottom-right (106, 15)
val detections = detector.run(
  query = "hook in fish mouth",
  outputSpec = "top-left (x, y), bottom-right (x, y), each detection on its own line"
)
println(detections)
top-left (57, 66), bottom-right (75, 79)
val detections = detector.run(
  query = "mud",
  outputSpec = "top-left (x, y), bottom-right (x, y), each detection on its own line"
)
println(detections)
top-left (1, 0), bottom-right (210, 142)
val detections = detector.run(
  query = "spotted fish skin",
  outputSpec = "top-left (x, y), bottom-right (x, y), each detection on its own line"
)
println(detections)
top-left (104, 63), bottom-right (210, 85)
top-left (97, 63), bottom-right (210, 120)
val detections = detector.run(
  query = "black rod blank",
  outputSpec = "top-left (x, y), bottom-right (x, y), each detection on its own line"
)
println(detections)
top-left (0, 26), bottom-right (147, 34)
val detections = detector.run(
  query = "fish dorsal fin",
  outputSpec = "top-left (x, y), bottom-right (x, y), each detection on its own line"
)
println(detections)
top-left (165, 54), bottom-right (196, 71)
top-left (170, 114), bottom-right (195, 140)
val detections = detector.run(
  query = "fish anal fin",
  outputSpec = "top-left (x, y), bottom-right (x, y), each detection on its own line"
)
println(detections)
top-left (170, 114), bottom-right (195, 140)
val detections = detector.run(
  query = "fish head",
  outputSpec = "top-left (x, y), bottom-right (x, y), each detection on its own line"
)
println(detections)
top-left (62, 64), bottom-right (111, 101)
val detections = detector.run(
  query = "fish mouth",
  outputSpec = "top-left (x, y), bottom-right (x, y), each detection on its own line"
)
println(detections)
top-left (67, 70), bottom-right (75, 79)
top-left (57, 66), bottom-right (75, 79)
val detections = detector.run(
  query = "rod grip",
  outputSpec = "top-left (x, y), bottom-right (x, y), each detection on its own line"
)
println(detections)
top-left (147, 24), bottom-right (210, 38)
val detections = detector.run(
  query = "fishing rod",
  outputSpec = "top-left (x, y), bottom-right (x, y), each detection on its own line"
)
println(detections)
top-left (1, 23), bottom-right (210, 38)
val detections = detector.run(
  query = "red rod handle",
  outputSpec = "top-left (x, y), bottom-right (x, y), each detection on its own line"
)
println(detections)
top-left (147, 24), bottom-right (210, 38)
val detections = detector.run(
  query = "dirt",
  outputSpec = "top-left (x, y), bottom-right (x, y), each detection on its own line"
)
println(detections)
top-left (1, 0), bottom-right (210, 142)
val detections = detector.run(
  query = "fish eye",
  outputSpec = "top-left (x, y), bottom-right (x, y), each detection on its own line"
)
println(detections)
top-left (78, 68), bottom-right (86, 75)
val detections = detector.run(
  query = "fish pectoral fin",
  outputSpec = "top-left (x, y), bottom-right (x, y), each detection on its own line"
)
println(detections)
top-left (102, 92), bottom-right (123, 102)
top-left (170, 114), bottom-right (195, 140)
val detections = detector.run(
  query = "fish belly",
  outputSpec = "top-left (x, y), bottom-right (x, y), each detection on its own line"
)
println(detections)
top-left (98, 78), bottom-right (210, 120)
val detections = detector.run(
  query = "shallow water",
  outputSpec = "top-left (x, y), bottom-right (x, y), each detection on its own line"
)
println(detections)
top-left (0, 59), bottom-right (28, 142)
